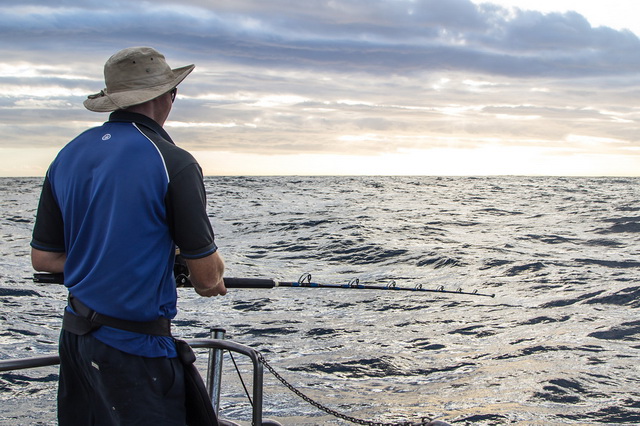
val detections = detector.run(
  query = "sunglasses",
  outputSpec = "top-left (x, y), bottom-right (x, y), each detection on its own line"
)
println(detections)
top-left (170, 87), bottom-right (177, 103)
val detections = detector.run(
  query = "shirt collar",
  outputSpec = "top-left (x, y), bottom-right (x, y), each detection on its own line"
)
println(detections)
top-left (108, 110), bottom-right (175, 145)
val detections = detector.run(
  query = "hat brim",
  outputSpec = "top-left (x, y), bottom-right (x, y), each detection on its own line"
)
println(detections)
top-left (83, 64), bottom-right (195, 112)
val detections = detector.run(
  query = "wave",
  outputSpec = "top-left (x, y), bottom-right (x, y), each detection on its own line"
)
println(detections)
top-left (588, 320), bottom-right (640, 340)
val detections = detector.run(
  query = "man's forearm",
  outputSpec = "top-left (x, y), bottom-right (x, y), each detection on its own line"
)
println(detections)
top-left (185, 251), bottom-right (226, 297)
top-left (31, 248), bottom-right (66, 273)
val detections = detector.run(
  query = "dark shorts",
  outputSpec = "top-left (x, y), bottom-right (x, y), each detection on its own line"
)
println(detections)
top-left (58, 330), bottom-right (186, 425)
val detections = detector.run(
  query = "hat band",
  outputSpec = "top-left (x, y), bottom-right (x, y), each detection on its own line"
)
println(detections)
top-left (107, 72), bottom-right (175, 93)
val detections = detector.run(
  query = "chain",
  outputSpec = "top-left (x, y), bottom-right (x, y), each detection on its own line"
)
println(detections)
top-left (256, 352), bottom-right (435, 426)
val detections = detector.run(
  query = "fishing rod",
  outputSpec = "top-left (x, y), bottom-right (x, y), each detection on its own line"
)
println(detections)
top-left (213, 274), bottom-right (494, 298)
top-left (32, 272), bottom-right (495, 298)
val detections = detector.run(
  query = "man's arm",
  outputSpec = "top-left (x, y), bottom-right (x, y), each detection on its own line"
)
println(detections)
top-left (185, 251), bottom-right (226, 297)
top-left (31, 247), bottom-right (66, 273)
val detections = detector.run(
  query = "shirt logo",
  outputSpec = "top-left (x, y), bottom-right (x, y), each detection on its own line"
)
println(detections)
top-left (102, 133), bottom-right (111, 141)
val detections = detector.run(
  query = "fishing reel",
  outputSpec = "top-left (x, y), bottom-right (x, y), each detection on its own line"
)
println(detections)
top-left (174, 250), bottom-right (191, 287)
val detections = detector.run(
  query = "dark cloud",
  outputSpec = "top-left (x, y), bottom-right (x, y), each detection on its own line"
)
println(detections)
top-left (2, 0), bottom-right (639, 77)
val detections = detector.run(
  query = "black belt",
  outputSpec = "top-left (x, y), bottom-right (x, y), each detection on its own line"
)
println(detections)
top-left (63, 294), bottom-right (172, 337)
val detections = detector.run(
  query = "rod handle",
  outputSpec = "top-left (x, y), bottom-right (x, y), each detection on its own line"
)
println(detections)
top-left (223, 277), bottom-right (276, 289)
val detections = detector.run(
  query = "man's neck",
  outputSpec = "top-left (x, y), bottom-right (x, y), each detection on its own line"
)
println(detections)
top-left (125, 96), bottom-right (171, 127)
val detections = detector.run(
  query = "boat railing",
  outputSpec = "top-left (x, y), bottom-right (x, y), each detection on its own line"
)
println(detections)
top-left (0, 329), bottom-right (268, 425)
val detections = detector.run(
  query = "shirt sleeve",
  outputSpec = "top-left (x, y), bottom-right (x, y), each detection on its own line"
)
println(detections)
top-left (31, 175), bottom-right (66, 252)
top-left (166, 163), bottom-right (217, 259)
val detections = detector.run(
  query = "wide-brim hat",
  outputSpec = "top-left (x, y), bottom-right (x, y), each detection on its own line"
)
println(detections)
top-left (84, 46), bottom-right (195, 112)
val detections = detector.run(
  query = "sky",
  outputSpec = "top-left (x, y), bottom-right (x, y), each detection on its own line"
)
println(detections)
top-left (1, 0), bottom-right (639, 177)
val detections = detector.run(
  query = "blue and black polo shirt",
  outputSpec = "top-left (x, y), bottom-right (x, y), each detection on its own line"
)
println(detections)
top-left (31, 110), bottom-right (217, 358)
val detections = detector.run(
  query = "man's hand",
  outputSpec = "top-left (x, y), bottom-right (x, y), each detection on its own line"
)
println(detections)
top-left (185, 251), bottom-right (227, 297)
top-left (193, 277), bottom-right (227, 297)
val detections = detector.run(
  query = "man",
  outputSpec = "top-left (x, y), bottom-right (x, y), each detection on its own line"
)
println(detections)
top-left (30, 46), bottom-right (226, 425)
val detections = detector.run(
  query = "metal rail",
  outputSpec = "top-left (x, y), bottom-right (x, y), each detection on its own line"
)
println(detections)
top-left (0, 337), bottom-right (265, 425)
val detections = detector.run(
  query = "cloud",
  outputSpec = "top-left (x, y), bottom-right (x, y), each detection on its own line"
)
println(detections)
top-left (0, 0), bottom-right (639, 175)
top-left (3, 0), bottom-right (639, 76)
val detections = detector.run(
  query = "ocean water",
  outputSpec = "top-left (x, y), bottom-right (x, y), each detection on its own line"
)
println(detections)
top-left (0, 176), bottom-right (639, 425)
